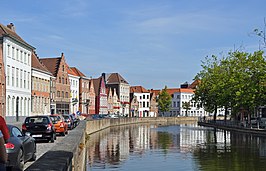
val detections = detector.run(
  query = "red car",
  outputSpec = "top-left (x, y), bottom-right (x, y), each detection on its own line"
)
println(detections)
top-left (50, 114), bottom-right (68, 136)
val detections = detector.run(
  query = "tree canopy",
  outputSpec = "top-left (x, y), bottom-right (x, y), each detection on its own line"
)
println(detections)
top-left (194, 50), bottom-right (266, 120)
top-left (158, 86), bottom-right (172, 116)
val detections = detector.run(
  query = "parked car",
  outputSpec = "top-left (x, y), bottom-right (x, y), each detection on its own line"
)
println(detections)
top-left (62, 114), bottom-right (74, 130)
top-left (6, 124), bottom-right (36, 171)
top-left (69, 114), bottom-right (79, 127)
top-left (50, 114), bottom-right (68, 136)
top-left (22, 115), bottom-right (56, 143)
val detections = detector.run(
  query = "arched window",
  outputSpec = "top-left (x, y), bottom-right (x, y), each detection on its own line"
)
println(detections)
top-left (24, 98), bottom-right (27, 115)
top-left (28, 98), bottom-right (30, 116)
top-left (7, 96), bottom-right (10, 115)
top-left (12, 96), bottom-right (15, 115)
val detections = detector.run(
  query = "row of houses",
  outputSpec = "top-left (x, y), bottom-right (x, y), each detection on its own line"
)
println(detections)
top-left (0, 22), bottom-right (211, 123)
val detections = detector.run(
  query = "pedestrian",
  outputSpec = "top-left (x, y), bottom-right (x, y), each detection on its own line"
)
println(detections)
top-left (0, 116), bottom-right (9, 143)
top-left (0, 130), bottom-right (7, 171)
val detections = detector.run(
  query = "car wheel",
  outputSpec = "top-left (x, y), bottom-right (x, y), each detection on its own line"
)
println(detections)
top-left (65, 130), bottom-right (68, 135)
top-left (61, 131), bottom-right (65, 136)
top-left (16, 149), bottom-right (24, 171)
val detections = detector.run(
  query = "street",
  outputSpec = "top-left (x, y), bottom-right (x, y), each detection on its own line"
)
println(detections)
top-left (24, 135), bottom-right (65, 170)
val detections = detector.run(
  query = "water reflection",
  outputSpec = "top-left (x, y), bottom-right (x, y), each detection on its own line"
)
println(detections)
top-left (86, 122), bottom-right (266, 171)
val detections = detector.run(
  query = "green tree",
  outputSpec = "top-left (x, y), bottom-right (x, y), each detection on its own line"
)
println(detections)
top-left (194, 50), bottom-right (266, 122)
top-left (182, 102), bottom-right (191, 116)
top-left (158, 86), bottom-right (172, 116)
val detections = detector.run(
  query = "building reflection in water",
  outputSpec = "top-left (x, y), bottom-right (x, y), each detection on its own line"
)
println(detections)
top-left (86, 122), bottom-right (266, 170)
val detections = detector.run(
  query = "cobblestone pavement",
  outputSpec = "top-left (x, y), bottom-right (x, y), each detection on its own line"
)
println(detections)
top-left (24, 135), bottom-right (65, 170)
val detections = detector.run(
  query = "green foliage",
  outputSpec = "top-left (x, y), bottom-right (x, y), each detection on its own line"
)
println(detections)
top-left (182, 102), bottom-right (191, 116)
top-left (158, 86), bottom-right (172, 115)
top-left (194, 50), bottom-right (266, 119)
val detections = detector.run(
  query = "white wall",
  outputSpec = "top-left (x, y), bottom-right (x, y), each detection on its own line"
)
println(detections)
top-left (3, 37), bottom-right (32, 118)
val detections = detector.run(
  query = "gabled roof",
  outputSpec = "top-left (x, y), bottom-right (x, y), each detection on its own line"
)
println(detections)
top-left (188, 80), bottom-right (200, 89)
top-left (39, 57), bottom-right (61, 77)
top-left (31, 52), bottom-right (52, 75)
top-left (92, 77), bottom-right (101, 96)
top-left (106, 73), bottom-right (128, 84)
top-left (0, 23), bottom-right (34, 50)
top-left (130, 86), bottom-right (149, 93)
top-left (67, 67), bottom-right (79, 77)
top-left (70, 67), bottom-right (86, 77)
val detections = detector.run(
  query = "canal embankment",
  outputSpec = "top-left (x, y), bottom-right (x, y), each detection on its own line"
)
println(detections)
top-left (198, 120), bottom-right (266, 136)
top-left (25, 117), bottom-right (198, 171)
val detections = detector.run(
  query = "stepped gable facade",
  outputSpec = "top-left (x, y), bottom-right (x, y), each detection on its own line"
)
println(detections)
top-left (104, 73), bottom-right (130, 116)
top-left (40, 53), bottom-right (71, 114)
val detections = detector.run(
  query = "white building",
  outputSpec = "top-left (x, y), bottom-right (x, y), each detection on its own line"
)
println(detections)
top-left (1, 23), bottom-right (34, 122)
top-left (172, 88), bottom-right (207, 117)
top-left (130, 86), bottom-right (150, 117)
top-left (67, 67), bottom-right (79, 114)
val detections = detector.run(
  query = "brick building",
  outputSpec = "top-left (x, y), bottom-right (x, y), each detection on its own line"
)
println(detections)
top-left (40, 53), bottom-right (71, 114)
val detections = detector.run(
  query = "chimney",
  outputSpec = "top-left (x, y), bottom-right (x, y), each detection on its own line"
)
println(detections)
top-left (7, 23), bottom-right (15, 32)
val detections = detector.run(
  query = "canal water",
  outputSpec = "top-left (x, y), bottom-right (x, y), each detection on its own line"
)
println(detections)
top-left (86, 122), bottom-right (266, 171)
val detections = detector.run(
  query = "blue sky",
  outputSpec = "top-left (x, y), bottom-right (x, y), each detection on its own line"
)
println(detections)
top-left (1, 0), bottom-right (266, 89)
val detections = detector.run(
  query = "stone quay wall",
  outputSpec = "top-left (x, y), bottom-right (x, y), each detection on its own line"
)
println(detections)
top-left (25, 117), bottom-right (198, 171)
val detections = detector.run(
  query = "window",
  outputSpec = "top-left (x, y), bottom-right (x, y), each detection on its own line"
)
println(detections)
top-left (143, 102), bottom-right (145, 108)
top-left (7, 45), bottom-right (10, 57)
top-left (59, 77), bottom-right (61, 83)
top-left (7, 66), bottom-right (10, 86)
top-left (143, 95), bottom-right (145, 99)
top-left (147, 102), bottom-right (149, 108)
top-left (16, 49), bottom-right (19, 61)
top-left (16, 68), bottom-right (19, 87)
top-left (24, 53), bottom-right (27, 64)
top-left (57, 91), bottom-right (60, 97)
top-left (20, 70), bottom-right (22, 88)
top-left (20, 51), bottom-right (23, 62)
top-left (24, 71), bottom-right (26, 88)
top-left (28, 54), bottom-right (30, 66)
top-left (11, 67), bottom-right (14, 86)
top-left (7, 96), bottom-right (10, 115)
top-left (12, 47), bottom-right (15, 59)
top-left (28, 72), bottom-right (30, 89)
top-left (66, 92), bottom-right (68, 98)
top-left (12, 97), bottom-right (15, 115)
top-left (62, 77), bottom-right (64, 84)
top-left (62, 91), bottom-right (64, 98)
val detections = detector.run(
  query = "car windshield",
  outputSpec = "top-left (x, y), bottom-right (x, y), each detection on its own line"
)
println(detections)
top-left (25, 117), bottom-right (49, 124)
top-left (50, 116), bottom-right (60, 122)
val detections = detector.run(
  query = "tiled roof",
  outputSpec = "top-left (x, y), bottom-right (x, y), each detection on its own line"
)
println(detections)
top-left (32, 52), bottom-right (52, 75)
top-left (188, 80), bottom-right (200, 89)
top-left (165, 88), bottom-right (180, 95)
top-left (67, 67), bottom-right (79, 76)
top-left (92, 77), bottom-right (101, 96)
top-left (70, 67), bottom-right (86, 77)
top-left (179, 88), bottom-right (195, 93)
top-left (130, 86), bottom-right (149, 93)
top-left (149, 89), bottom-right (161, 96)
top-left (106, 73), bottom-right (128, 84)
top-left (0, 23), bottom-right (34, 49)
top-left (39, 57), bottom-right (61, 77)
